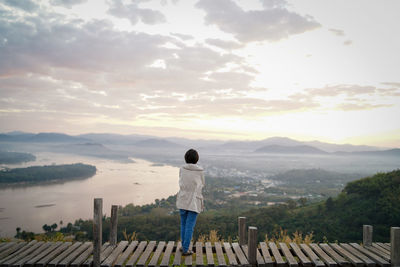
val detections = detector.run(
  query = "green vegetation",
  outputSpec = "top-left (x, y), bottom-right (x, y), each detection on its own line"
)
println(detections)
top-left (0, 163), bottom-right (96, 184)
top-left (0, 151), bottom-right (36, 164)
top-left (15, 169), bottom-right (400, 243)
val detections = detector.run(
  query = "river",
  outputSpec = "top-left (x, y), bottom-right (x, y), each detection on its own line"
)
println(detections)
top-left (0, 152), bottom-right (179, 237)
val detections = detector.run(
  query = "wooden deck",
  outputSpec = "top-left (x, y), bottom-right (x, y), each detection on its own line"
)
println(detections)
top-left (0, 241), bottom-right (393, 267)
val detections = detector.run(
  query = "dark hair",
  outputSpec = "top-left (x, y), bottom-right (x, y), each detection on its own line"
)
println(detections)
top-left (184, 149), bottom-right (199, 164)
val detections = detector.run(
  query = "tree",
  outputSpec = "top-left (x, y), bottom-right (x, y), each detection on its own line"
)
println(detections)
top-left (51, 223), bottom-right (58, 232)
top-left (42, 224), bottom-right (51, 233)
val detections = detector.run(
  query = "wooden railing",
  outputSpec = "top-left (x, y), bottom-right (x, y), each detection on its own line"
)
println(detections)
top-left (92, 198), bottom-right (400, 267)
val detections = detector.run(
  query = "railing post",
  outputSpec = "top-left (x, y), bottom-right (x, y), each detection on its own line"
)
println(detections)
top-left (110, 205), bottom-right (118, 246)
top-left (238, 217), bottom-right (246, 246)
top-left (363, 225), bottom-right (373, 246)
top-left (93, 198), bottom-right (103, 267)
top-left (248, 226), bottom-right (257, 266)
top-left (391, 227), bottom-right (400, 267)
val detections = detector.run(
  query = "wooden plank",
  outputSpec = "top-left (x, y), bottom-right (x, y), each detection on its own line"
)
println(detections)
top-left (350, 243), bottom-right (389, 267)
top-left (160, 241), bottom-right (174, 267)
top-left (299, 244), bottom-right (325, 267)
top-left (184, 242), bottom-right (193, 267)
top-left (279, 243), bottom-right (298, 267)
top-left (241, 244), bottom-right (265, 267)
top-left (268, 242), bottom-right (285, 267)
top-left (223, 242), bottom-right (237, 266)
top-left (214, 242), bottom-right (226, 267)
top-left (367, 245), bottom-right (390, 262)
top-left (36, 242), bottom-right (72, 267)
top-left (148, 241), bottom-right (165, 267)
top-left (289, 243), bottom-right (312, 267)
top-left (58, 242), bottom-right (91, 267)
top-left (309, 243), bottom-right (337, 267)
top-left (48, 242), bottom-right (83, 267)
top-left (13, 242), bottom-right (53, 267)
top-left (25, 241), bottom-right (62, 267)
top-left (319, 243), bottom-right (350, 267)
top-left (114, 241), bottom-right (138, 267)
top-left (0, 241), bottom-right (33, 264)
top-left (70, 243), bottom-right (93, 267)
top-left (1, 241), bottom-right (43, 267)
top-left (136, 241), bottom-right (156, 267)
top-left (329, 243), bottom-right (363, 267)
top-left (195, 242), bottom-right (204, 267)
top-left (125, 241), bottom-right (147, 267)
top-left (102, 241), bottom-right (129, 267)
top-left (340, 243), bottom-right (375, 267)
top-left (0, 243), bottom-right (27, 263)
top-left (0, 243), bottom-right (16, 254)
top-left (231, 242), bottom-right (249, 267)
top-left (172, 242), bottom-right (182, 266)
top-left (259, 242), bottom-right (273, 267)
top-left (205, 242), bottom-right (214, 267)
top-left (375, 243), bottom-right (390, 251)
top-left (83, 243), bottom-right (113, 267)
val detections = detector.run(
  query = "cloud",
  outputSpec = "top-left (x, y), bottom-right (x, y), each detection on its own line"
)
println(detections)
top-left (205, 38), bottom-right (244, 50)
top-left (337, 103), bottom-right (391, 111)
top-left (0, 4), bottom-right (263, 126)
top-left (306, 84), bottom-right (377, 97)
top-left (107, 0), bottom-right (166, 25)
top-left (328, 28), bottom-right (344, 36)
top-left (302, 84), bottom-right (400, 111)
top-left (195, 0), bottom-right (320, 42)
top-left (0, 0), bottom-right (38, 12)
top-left (50, 0), bottom-right (88, 9)
top-left (343, 40), bottom-right (352, 46)
top-left (170, 32), bottom-right (194, 40)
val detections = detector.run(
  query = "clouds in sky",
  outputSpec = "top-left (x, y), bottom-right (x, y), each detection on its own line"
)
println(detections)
top-left (196, 0), bottom-right (320, 42)
top-left (107, 0), bottom-right (166, 25)
top-left (0, 0), bottom-right (399, 143)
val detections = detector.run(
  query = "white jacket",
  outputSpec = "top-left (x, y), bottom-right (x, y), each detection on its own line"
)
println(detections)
top-left (176, 164), bottom-right (205, 213)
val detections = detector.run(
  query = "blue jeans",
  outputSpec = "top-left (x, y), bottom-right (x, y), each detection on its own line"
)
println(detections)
top-left (179, 209), bottom-right (198, 252)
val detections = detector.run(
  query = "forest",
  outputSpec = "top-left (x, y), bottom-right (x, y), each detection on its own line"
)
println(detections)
top-left (0, 151), bottom-right (36, 164)
top-left (48, 169), bottom-right (399, 243)
top-left (0, 163), bottom-right (96, 184)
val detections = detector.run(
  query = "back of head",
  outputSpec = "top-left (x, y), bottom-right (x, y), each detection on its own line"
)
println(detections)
top-left (184, 149), bottom-right (199, 164)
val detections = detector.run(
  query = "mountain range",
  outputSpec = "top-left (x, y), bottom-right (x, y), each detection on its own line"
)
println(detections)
top-left (0, 132), bottom-right (398, 156)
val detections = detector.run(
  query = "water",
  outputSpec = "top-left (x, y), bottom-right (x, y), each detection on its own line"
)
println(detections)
top-left (0, 152), bottom-right (179, 237)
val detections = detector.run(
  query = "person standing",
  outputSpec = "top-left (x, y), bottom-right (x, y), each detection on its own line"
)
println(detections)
top-left (176, 149), bottom-right (205, 256)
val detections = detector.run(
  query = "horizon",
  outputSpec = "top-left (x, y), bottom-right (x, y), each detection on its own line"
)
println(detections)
top-left (2, 130), bottom-right (398, 149)
top-left (1, 0), bottom-right (399, 147)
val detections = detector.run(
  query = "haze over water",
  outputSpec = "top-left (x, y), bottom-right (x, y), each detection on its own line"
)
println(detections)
top-left (0, 153), bottom-right (179, 237)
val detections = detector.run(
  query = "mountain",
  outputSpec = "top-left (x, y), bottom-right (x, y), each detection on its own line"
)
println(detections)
top-left (78, 133), bottom-right (152, 145)
top-left (335, 148), bottom-right (400, 157)
top-left (134, 138), bottom-right (183, 148)
top-left (254, 144), bottom-right (328, 154)
top-left (0, 132), bottom-right (88, 143)
top-left (213, 136), bottom-right (382, 153)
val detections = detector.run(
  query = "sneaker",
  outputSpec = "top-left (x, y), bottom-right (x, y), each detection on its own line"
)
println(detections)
top-left (182, 250), bottom-right (193, 256)
top-left (179, 247), bottom-right (183, 252)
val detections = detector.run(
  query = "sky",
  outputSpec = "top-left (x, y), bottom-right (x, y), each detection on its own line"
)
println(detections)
top-left (0, 0), bottom-right (399, 147)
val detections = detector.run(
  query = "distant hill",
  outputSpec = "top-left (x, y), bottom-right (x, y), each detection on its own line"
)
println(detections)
top-left (244, 169), bottom-right (400, 242)
top-left (134, 138), bottom-right (182, 148)
top-left (52, 143), bottom-right (132, 162)
top-left (0, 151), bottom-right (36, 164)
top-left (335, 148), bottom-right (400, 157)
top-left (0, 133), bottom-right (88, 143)
top-left (212, 136), bottom-right (382, 153)
top-left (254, 144), bottom-right (328, 154)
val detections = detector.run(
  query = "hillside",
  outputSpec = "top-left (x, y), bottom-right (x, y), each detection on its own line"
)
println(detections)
top-left (254, 145), bottom-right (328, 154)
top-left (245, 169), bottom-right (400, 242)
top-left (54, 169), bottom-right (400, 243)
